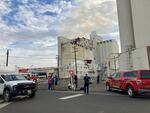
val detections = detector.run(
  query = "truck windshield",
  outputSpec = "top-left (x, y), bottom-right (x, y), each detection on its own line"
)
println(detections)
top-left (1, 75), bottom-right (26, 81)
top-left (140, 70), bottom-right (150, 79)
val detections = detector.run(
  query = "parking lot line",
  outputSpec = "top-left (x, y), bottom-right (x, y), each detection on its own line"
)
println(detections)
top-left (59, 94), bottom-right (84, 100)
top-left (53, 90), bottom-right (126, 97)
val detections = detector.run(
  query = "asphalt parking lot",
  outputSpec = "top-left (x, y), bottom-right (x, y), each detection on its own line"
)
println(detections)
top-left (1, 82), bottom-right (150, 113)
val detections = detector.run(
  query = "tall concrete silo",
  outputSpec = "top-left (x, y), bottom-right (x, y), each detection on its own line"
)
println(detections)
top-left (117, 0), bottom-right (135, 70)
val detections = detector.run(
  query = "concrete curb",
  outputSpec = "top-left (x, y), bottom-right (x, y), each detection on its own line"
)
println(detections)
top-left (0, 99), bottom-right (4, 104)
top-left (0, 96), bottom-right (4, 104)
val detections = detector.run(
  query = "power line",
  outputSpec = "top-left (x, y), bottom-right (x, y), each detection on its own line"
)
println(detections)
top-left (0, 55), bottom-right (56, 59)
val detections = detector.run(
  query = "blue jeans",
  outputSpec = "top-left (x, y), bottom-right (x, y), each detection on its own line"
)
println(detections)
top-left (84, 84), bottom-right (89, 94)
top-left (48, 84), bottom-right (51, 90)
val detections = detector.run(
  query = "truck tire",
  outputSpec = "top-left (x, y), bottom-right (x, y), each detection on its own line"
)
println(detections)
top-left (29, 91), bottom-right (35, 98)
top-left (127, 86), bottom-right (136, 97)
top-left (106, 83), bottom-right (111, 91)
top-left (3, 90), bottom-right (12, 102)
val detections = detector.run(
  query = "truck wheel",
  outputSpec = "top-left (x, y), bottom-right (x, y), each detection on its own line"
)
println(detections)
top-left (29, 91), bottom-right (35, 98)
top-left (3, 90), bottom-right (12, 102)
top-left (106, 83), bottom-right (111, 91)
top-left (127, 86), bottom-right (136, 97)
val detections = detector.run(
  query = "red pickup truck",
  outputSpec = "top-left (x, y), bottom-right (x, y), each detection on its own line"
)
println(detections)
top-left (106, 70), bottom-right (150, 97)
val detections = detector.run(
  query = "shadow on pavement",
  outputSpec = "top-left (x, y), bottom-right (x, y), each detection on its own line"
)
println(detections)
top-left (108, 90), bottom-right (150, 100)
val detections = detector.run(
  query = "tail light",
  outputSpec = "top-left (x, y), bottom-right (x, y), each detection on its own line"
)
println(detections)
top-left (136, 80), bottom-right (142, 85)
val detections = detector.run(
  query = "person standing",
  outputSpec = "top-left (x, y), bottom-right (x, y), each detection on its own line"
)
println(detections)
top-left (27, 74), bottom-right (30, 80)
top-left (54, 75), bottom-right (58, 85)
top-left (83, 74), bottom-right (90, 94)
top-left (48, 75), bottom-right (52, 90)
top-left (74, 75), bottom-right (78, 89)
top-left (51, 75), bottom-right (55, 90)
top-left (97, 75), bottom-right (100, 84)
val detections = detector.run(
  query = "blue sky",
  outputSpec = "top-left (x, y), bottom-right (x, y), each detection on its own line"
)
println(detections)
top-left (0, 0), bottom-right (119, 67)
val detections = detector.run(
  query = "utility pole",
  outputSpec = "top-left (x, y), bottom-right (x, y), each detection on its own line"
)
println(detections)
top-left (73, 46), bottom-right (78, 76)
top-left (114, 56), bottom-right (117, 72)
top-left (6, 49), bottom-right (9, 67)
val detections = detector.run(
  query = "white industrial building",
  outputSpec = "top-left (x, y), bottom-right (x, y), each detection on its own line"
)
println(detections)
top-left (90, 31), bottom-right (103, 62)
top-left (117, 0), bottom-right (150, 70)
top-left (58, 32), bottom-right (119, 78)
top-left (96, 40), bottom-right (119, 72)
top-left (90, 32), bottom-right (119, 76)
top-left (58, 36), bottom-right (96, 78)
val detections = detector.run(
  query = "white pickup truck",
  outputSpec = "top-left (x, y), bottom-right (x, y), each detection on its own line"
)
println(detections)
top-left (0, 74), bottom-right (37, 102)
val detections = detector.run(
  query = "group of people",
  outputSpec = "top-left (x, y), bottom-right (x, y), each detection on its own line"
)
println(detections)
top-left (48, 74), bottom-right (58, 90)
top-left (47, 73), bottom-right (100, 95)
top-left (78, 74), bottom-right (101, 94)
top-left (69, 73), bottom-right (91, 94)
top-left (68, 75), bottom-right (78, 90)
top-left (27, 74), bottom-right (38, 83)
